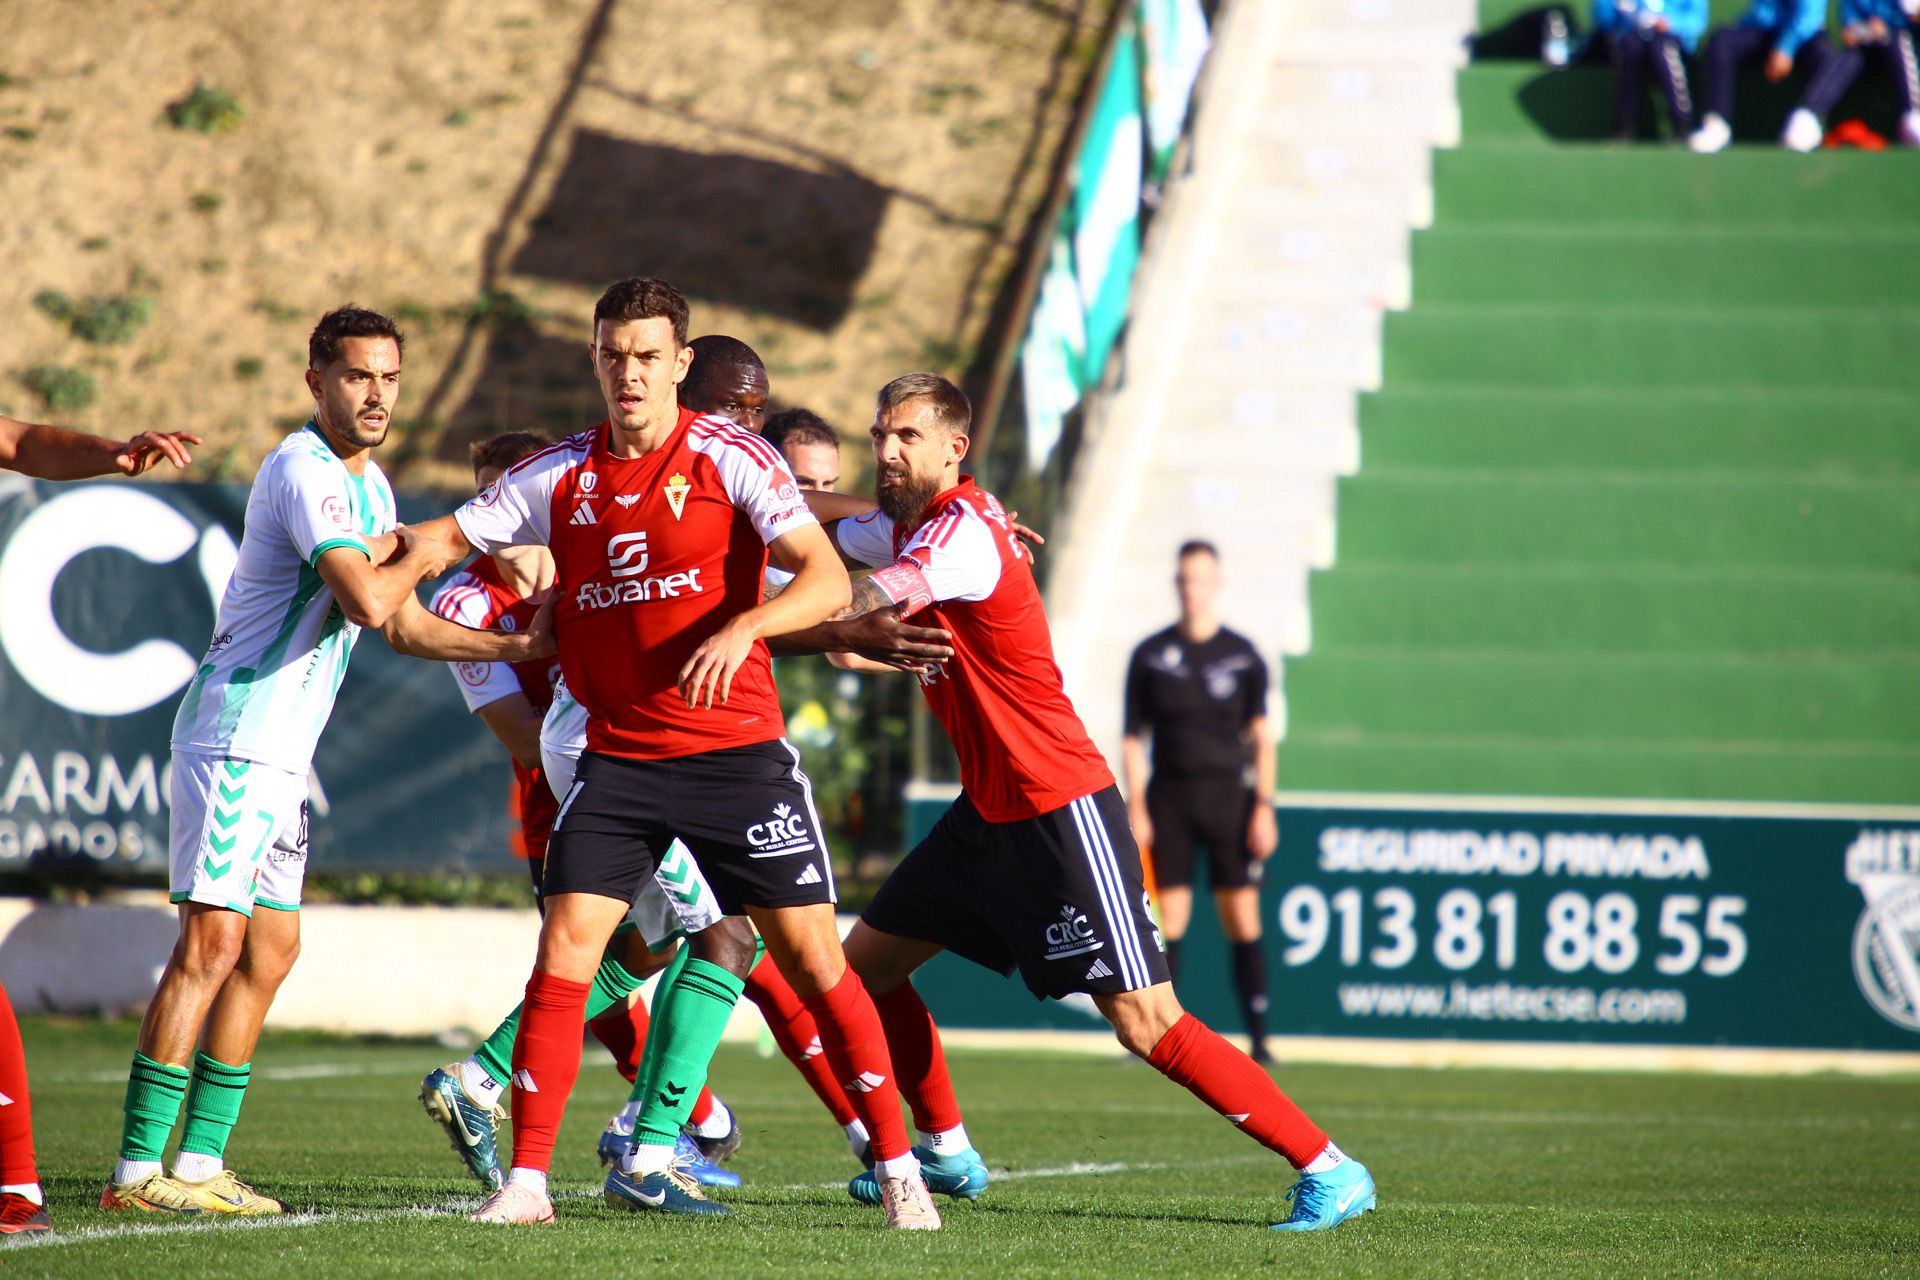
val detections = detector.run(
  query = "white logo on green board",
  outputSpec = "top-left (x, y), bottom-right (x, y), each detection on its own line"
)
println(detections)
top-left (1845, 829), bottom-right (1920, 1033)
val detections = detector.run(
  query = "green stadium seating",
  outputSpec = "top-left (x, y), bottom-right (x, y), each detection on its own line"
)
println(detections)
top-left (1274, 15), bottom-right (1920, 805)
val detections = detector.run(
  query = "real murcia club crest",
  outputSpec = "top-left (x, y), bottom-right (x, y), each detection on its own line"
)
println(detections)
top-left (1845, 828), bottom-right (1920, 1033)
top-left (664, 472), bottom-right (691, 521)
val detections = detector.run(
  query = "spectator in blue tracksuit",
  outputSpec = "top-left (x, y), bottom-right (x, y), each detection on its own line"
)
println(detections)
top-left (1781, 0), bottom-right (1920, 148)
top-left (1596, 0), bottom-right (1709, 139)
top-left (1688, 0), bottom-right (1831, 150)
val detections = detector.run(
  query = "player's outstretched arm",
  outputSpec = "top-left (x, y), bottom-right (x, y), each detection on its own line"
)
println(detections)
top-left (381, 592), bottom-right (556, 664)
top-left (680, 523), bottom-right (851, 709)
top-left (316, 528), bottom-right (456, 631)
top-left (768, 587), bottom-right (954, 673)
top-left (0, 413), bottom-right (202, 480)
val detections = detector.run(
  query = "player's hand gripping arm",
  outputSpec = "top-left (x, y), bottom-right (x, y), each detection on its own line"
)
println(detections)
top-left (0, 413), bottom-right (202, 480)
top-left (766, 580), bottom-right (954, 673)
top-left (381, 591), bottom-right (557, 664)
top-left (679, 523), bottom-right (851, 709)
top-left (318, 525), bottom-right (460, 631)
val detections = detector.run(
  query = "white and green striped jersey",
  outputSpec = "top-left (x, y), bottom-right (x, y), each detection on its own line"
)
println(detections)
top-left (171, 424), bottom-right (397, 772)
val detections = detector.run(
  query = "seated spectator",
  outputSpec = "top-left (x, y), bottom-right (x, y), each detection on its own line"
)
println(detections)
top-left (1596, 0), bottom-right (1710, 140)
top-left (1780, 0), bottom-right (1920, 148)
top-left (1688, 0), bottom-right (1831, 151)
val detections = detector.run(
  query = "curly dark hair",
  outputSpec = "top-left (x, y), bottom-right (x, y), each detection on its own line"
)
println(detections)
top-left (469, 431), bottom-right (553, 476)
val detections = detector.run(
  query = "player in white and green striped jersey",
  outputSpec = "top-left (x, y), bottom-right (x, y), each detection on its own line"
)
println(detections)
top-left (102, 306), bottom-right (555, 1218)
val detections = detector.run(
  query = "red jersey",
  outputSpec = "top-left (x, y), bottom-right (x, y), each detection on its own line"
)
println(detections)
top-left (837, 477), bottom-right (1114, 822)
top-left (430, 556), bottom-right (563, 858)
top-left (453, 407), bottom-right (814, 760)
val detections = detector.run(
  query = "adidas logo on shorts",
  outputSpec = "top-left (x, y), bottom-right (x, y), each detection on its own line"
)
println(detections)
top-left (1084, 958), bottom-right (1114, 981)
top-left (794, 864), bottom-right (823, 886)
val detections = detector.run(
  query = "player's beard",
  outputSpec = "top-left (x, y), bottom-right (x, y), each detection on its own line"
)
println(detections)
top-left (877, 467), bottom-right (941, 524)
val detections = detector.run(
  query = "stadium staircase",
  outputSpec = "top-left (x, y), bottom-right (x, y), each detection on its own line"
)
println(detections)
top-left (1053, 0), bottom-right (1920, 806)
top-left (1050, 0), bottom-right (1474, 763)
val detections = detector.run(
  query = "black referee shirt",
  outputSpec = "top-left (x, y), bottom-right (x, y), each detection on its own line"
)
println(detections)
top-left (1122, 625), bottom-right (1269, 780)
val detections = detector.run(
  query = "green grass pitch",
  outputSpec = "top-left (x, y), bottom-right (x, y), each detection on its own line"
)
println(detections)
top-left (9, 1018), bottom-right (1919, 1276)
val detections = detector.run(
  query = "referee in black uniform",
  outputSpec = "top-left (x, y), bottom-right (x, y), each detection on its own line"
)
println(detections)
top-left (1122, 540), bottom-right (1278, 1062)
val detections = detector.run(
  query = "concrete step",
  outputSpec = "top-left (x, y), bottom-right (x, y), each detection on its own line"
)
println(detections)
top-left (1195, 260), bottom-right (1410, 312)
top-left (1216, 179), bottom-right (1433, 229)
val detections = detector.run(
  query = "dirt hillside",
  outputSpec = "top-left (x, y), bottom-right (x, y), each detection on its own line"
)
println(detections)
top-left (0, 0), bottom-right (1110, 487)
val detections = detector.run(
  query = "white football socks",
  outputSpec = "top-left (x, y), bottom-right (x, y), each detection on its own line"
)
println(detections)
top-left (1303, 1141), bottom-right (1348, 1174)
top-left (460, 1058), bottom-right (504, 1108)
top-left (843, 1118), bottom-right (870, 1158)
top-left (112, 1159), bottom-right (161, 1187)
top-left (506, 1167), bottom-right (548, 1197)
top-left (620, 1142), bottom-right (676, 1176)
top-left (0, 1183), bottom-right (42, 1206)
top-left (874, 1151), bottom-right (920, 1181)
top-left (616, 1099), bottom-right (642, 1129)
top-left (172, 1152), bottom-right (223, 1183)
top-left (693, 1097), bottom-right (733, 1141)
top-left (917, 1123), bottom-right (970, 1155)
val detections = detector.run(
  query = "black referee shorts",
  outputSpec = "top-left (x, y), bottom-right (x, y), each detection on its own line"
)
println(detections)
top-left (1146, 773), bottom-right (1258, 890)
top-left (863, 785), bottom-right (1170, 1000)
top-left (545, 739), bottom-right (836, 915)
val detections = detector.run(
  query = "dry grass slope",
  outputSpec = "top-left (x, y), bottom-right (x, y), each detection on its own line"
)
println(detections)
top-left (0, 0), bottom-right (1111, 487)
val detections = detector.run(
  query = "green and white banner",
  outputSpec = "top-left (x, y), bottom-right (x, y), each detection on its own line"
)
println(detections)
top-left (0, 478), bottom-right (519, 876)
top-left (1138, 0), bottom-right (1211, 182)
top-left (908, 792), bottom-right (1920, 1052)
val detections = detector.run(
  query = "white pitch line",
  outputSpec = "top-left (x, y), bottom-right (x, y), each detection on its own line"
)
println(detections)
top-left (5, 1204), bottom-right (472, 1251)
top-left (16, 1160), bottom-right (1192, 1250)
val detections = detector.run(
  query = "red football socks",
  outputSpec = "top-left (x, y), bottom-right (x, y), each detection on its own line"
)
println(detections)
top-left (1147, 1013), bottom-right (1328, 1168)
top-left (798, 968), bottom-right (910, 1162)
top-left (586, 998), bottom-right (650, 1084)
top-left (871, 980), bottom-right (962, 1135)
top-left (745, 953), bottom-right (857, 1127)
top-left (688, 1086), bottom-right (717, 1127)
top-left (0, 987), bottom-right (37, 1188)
top-left (508, 972), bottom-right (593, 1173)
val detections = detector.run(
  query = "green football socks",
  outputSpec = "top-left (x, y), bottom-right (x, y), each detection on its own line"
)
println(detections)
top-left (178, 1052), bottom-right (252, 1161)
top-left (472, 948), bottom-right (646, 1086)
top-left (119, 1053), bottom-right (191, 1162)
top-left (630, 958), bottom-right (746, 1148)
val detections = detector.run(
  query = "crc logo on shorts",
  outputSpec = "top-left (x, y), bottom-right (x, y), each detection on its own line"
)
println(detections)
top-left (457, 661), bottom-right (490, 687)
top-left (747, 802), bottom-right (815, 858)
top-left (1044, 904), bottom-right (1104, 961)
top-left (321, 495), bottom-right (354, 531)
top-left (1847, 828), bottom-right (1920, 1033)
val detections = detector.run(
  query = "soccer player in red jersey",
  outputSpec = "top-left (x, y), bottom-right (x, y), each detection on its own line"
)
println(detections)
top-left (405, 279), bottom-right (939, 1229)
top-left (817, 374), bottom-right (1377, 1232)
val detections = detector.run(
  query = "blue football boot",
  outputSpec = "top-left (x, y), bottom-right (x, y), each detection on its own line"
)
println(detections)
top-left (675, 1129), bottom-right (743, 1188)
top-left (604, 1158), bottom-right (730, 1216)
top-left (848, 1145), bottom-right (988, 1205)
top-left (1270, 1159), bottom-right (1375, 1231)
top-left (418, 1064), bottom-right (506, 1191)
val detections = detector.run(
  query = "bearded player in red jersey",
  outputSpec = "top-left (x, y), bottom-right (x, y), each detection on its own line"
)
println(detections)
top-left (405, 278), bottom-right (938, 1230)
top-left (814, 374), bottom-right (1376, 1233)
